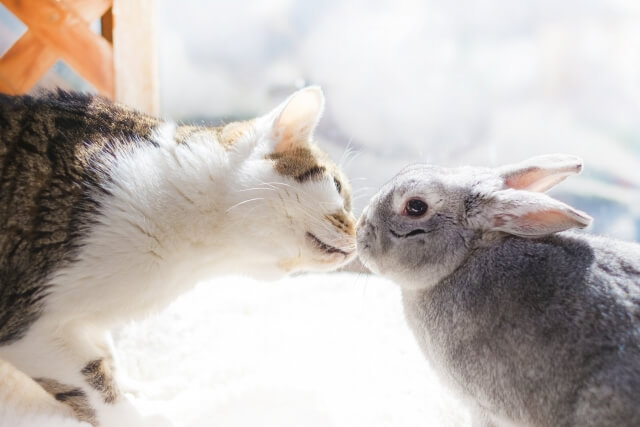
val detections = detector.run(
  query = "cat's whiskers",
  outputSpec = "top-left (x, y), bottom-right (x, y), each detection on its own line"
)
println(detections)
top-left (259, 181), bottom-right (351, 216)
top-left (289, 205), bottom-right (353, 248)
top-left (261, 181), bottom-right (326, 209)
top-left (237, 183), bottom-right (328, 231)
top-left (229, 185), bottom-right (334, 239)
top-left (237, 186), bottom-right (277, 193)
top-left (225, 197), bottom-right (265, 213)
top-left (338, 139), bottom-right (354, 166)
top-left (352, 194), bottom-right (373, 202)
top-left (259, 180), bottom-right (295, 190)
top-left (339, 139), bottom-right (362, 169)
top-left (286, 204), bottom-right (338, 237)
top-left (288, 204), bottom-right (330, 229)
top-left (352, 192), bottom-right (371, 200)
top-left (259, 180), bottom-right (309, 199)
top-left (352, 186), bottom-right (375, 195)
top-left (247, 181), bottom-right (355, 252)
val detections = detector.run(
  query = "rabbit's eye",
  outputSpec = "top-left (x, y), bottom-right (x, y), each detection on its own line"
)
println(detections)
top-left (404, 199), bottom-right (428, 217)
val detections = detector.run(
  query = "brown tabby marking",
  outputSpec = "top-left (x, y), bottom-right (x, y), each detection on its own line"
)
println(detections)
top-left (174, 120), bottom-right (254, 149)
top-left (0, 91), bottom-right (160, 345)
top-left (35, 377), bottom-right (96, 425)
top-left (267, 142), bottom-right (354, 214)
top-left (174, 125), bottom-right (216, 145)
top-left (218, 120), bottom-right (254, 147)
top-left (267, 146), bottom-right (326, 182)
top-left (326, 212), bottom-right (356, 236)
top-left (81, 358), bottom-right (119, 404)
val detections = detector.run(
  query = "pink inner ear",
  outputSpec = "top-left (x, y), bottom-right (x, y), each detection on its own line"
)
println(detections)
top-left (521, 210), bottom-right (571, 227)
top-left (273, 128), bottom-right (294, 153)
top-left (505, 168), bottom-right (539, 189)
top-left (273, 123), bottom-right (312, 153)
top-left (492, 209), bottom-right (579, 237)
top-left (505, 170), bottom-right (570, 192)
top-left (272, 90), bottom-right (321, 153)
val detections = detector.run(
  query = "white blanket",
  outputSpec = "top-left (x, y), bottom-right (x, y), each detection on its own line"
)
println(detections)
top-left (1, 273), bottom-right (468, 427)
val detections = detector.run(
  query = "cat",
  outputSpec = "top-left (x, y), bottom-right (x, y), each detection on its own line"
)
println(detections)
top-left (0, 86), bottom-right (356, 426)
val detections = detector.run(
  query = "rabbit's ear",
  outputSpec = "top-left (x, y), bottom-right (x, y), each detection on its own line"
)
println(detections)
top-left (476, 190), bottom-right (592, 237)
top-left (498, 154), bottom-right (583, 192)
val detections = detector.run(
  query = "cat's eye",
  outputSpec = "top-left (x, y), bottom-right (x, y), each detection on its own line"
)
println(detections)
top-left (333, 177), bottom-right (342, 193)
top-left (404, 199), bottom-right (428, 218)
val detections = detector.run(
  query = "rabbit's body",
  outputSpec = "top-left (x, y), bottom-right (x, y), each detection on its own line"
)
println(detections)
top-left (404, 232), bottom-right (640, 427)
top-left (357, 155), bottom-right (640, 427)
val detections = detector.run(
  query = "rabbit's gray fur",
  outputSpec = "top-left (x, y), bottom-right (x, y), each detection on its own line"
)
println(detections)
top-left (357, 155), bottom-right (640, 427)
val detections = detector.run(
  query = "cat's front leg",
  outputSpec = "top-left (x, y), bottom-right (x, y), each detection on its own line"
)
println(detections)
top-left (0, 357), bottom-right (84, 425)
top-left (0, 323), bottom-right (170, 427)
top-left (34, 357), bottom-right (120, 425)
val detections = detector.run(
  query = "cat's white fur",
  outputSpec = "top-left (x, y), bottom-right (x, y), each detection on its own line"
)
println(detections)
top-left (0, 358), bottom-right (84, 426)
top-left (0, 87), bottom-right (356, 426)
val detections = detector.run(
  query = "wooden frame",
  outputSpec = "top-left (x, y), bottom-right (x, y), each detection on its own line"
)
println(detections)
top-left (0, 0), bottom-right (158, 115)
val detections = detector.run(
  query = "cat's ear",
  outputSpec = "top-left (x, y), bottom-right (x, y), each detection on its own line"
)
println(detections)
top-left (268, 86), bottom-right (325, 153)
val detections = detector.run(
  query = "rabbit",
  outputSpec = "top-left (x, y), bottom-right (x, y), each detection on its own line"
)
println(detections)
top-left (356, 154), bottom-right (640, 427)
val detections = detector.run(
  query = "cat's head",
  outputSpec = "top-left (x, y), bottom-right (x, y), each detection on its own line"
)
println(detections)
top-left (216, 87), bottom-right (357, 277)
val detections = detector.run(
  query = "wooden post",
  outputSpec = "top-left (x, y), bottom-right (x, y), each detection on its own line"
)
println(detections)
top-left (0, 0), bottom-right (159, 116)
top-left (101, 7), bottom-right (113, 43)
top-left (0, 0), bottom-right (112, 95)
top-left (112, 0), bottom-right (159, 115)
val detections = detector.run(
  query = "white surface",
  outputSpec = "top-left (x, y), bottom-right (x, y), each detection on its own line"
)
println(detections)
top-left (110, 272), bottom-right (468, 427)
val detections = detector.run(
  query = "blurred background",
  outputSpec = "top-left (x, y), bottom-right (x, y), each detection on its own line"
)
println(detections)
top-left (1, 0), bottom-right (639, 240)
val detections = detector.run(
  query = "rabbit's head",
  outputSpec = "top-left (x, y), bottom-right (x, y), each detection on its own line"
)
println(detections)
top-left (357, 154), bottom-right (592, 290)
